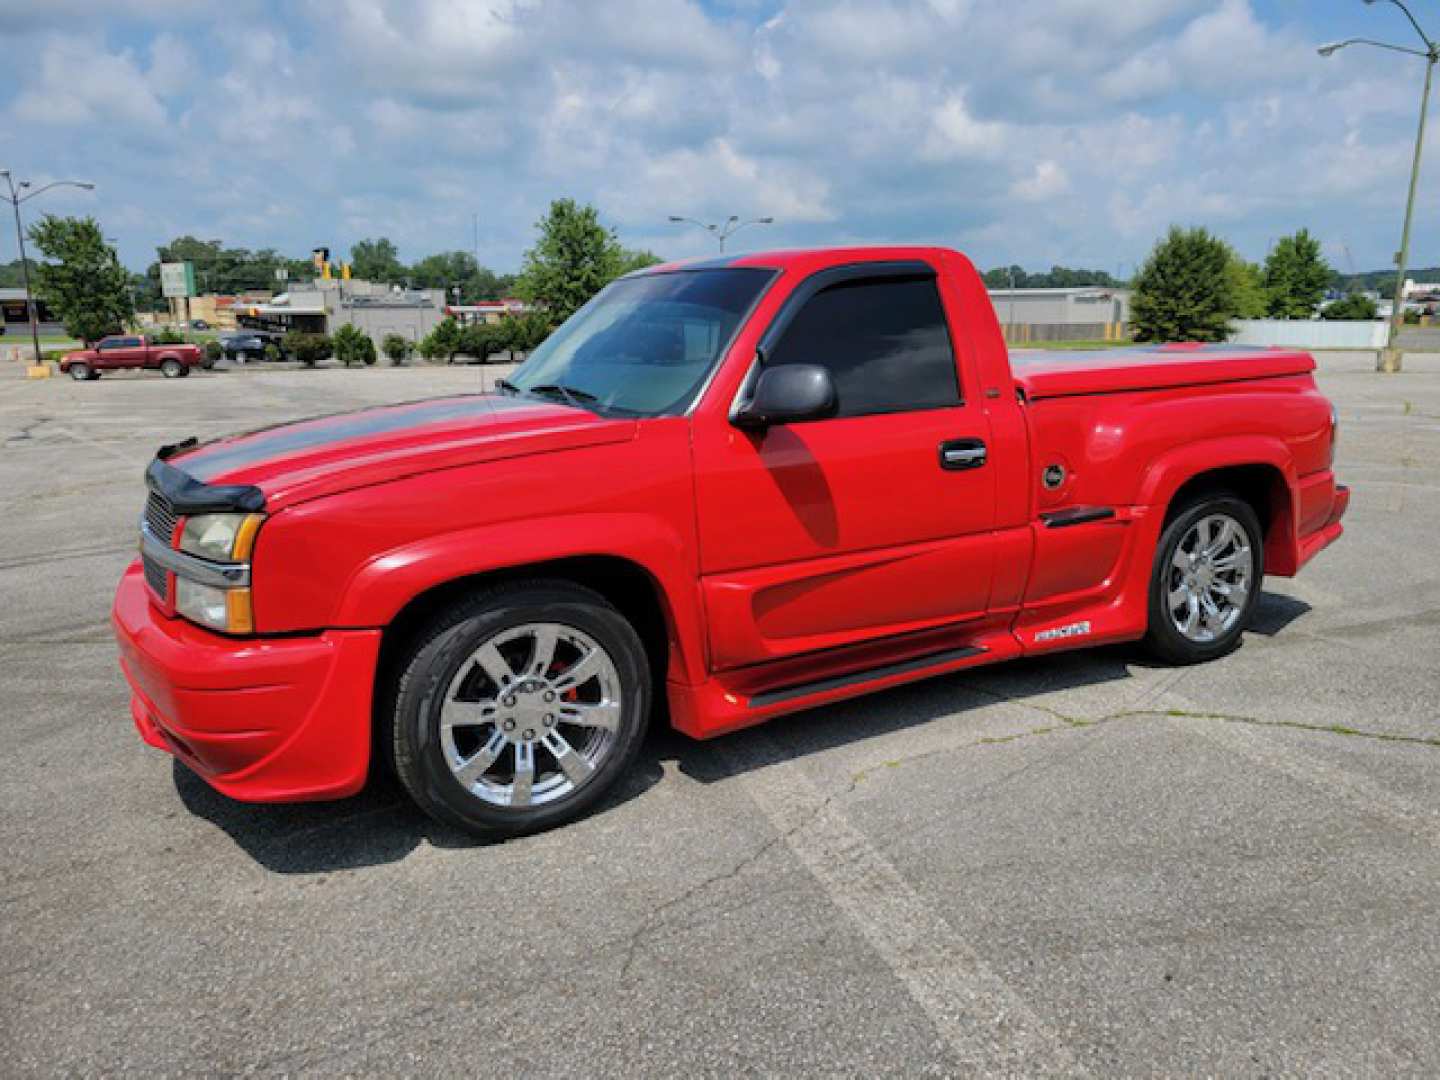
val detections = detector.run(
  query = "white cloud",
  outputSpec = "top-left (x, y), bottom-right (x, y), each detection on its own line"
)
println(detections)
top-left (922, 94), bottom-right (1008, 161)
top-left (1012, 160), bottom-right (1070, 202)
top-left (0, 0), bottom-right (1433, 277)
top-left (12, 36), bottom-right (169, 128)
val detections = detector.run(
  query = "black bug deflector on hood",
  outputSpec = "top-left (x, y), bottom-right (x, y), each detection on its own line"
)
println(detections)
top-left (146, 450), bottom-right (266, 514)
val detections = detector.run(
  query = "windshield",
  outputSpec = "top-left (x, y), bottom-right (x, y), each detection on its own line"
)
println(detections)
top-left (504, 268), bottom-right (774, 416)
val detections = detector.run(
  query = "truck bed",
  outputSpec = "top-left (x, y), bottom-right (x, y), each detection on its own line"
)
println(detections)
top-left (1010, 343), bottom-right (1316, 400)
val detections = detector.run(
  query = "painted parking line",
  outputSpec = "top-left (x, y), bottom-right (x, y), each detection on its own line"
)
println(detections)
top-left (720, 732), bottom-right (1083, 1075)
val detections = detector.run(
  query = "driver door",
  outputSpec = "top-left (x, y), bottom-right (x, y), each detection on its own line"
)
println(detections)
top-left (692, 264), bottom-right (997, 671)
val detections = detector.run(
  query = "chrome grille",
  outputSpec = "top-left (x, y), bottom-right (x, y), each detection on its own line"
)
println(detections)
top-left (142, 553), bottom-right (169, 598)
top-left (145, 490), bottom-right (178, 543)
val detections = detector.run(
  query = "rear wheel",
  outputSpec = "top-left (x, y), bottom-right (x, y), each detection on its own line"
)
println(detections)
top-left (160, 358), bottom-right (183, 378)
top-left (1143, 495), bottom-right (1263, 665)
top-left (387, 580), bottom-right (651, 837)
top-left (68, 362), bottom-right (92, 381)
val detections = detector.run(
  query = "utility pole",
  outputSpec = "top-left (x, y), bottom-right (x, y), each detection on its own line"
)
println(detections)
top-left (1318, 0), bottom-right (1437, 373)
top-left (0, 170), bottom-right (95, 376)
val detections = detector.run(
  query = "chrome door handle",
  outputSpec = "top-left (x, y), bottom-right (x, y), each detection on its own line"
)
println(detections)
top-left (939, 439), bottom-right (987, 470)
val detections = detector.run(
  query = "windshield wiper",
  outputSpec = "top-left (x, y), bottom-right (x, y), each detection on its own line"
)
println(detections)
top-left (526, 383), bottom-right (600, 411)
top-left (495, 378), bottom-right (522, 395)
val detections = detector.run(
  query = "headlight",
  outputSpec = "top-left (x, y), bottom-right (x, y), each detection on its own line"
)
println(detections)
top-left (179, 513), bottom-right (263, 562)
top-left (175, 577), bottom-right (254, 634)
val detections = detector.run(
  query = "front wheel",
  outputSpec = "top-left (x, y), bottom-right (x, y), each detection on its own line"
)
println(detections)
top-left (160, 358), bottom-right (183, 378)
top-left (68, 363), bottom-right (92, 381)
top-left (1143, 495), bottom-right (1263, 665)
top-left (386, 580), bottom-right (651, 838)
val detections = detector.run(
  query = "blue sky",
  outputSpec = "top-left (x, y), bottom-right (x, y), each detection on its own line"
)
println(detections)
top-left (1, 0), bottom-right (1435, 276)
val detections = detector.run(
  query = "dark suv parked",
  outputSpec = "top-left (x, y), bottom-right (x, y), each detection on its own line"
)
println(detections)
top-left (220, 332), bottom-right (280, 363)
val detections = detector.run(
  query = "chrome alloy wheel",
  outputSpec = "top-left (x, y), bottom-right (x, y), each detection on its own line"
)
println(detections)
top-left (1166, 512), bottom-right (1253, 644)
top-left (439, 622), bottom-right (623, 808)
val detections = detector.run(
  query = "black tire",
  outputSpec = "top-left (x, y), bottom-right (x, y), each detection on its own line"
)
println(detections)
top-left (69, 362), bottom-right (92, 381)
top-left (1143, 494), bottom-right (1263, 665)
top-left (160, 358), bottom-right (183, 378)
top-left (386, 580), bottom-right (651, 838)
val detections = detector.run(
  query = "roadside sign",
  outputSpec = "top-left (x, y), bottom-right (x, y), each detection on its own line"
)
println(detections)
top-left (160, 262), bottom-right (196, 299)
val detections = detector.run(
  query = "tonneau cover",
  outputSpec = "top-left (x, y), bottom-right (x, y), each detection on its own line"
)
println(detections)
top-left (1011, 343), bottom-right (1315, 400)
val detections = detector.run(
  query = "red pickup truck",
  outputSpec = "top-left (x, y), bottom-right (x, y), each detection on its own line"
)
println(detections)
top-left (113, 246), bottom-right (1348, 836)
top-left (60, 334), bottom-right (203, 380)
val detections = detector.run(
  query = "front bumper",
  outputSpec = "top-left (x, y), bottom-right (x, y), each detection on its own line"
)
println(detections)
top-left (112, 562), bottom-right (381, 802)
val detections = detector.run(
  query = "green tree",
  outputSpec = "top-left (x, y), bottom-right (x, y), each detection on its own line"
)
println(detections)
top-left (27, 215), bottom-right (134, 343)
top-left (419, 315), bottom-right (463, 361)
top-left (0, 258), bottom-right (39, 288)
top-left (1263, 229), bottom-right (1332, 319)
top-left (1226, 256), bottom-right (1268, 319)
top-left (459, 321), bottom-right (505, 363)
top-left (515, 199), bottom-right (629, 324)
top-left (1130, 226), bottom-right (1238, 343)
top-left (1320, 293), bottom-right (1379, 320)
top-left (350, 237), bottom-right (405, 283)
top-left (981, 264), bottom-right (1122, 288)
top-left (381, 332), bottom-right (413, 366)
top-left (332, 324), bottom-right (377, 366)
top-left (499, 309), bottom-right (555, 358)
top-left (618, 248), bottom-right (663, 276)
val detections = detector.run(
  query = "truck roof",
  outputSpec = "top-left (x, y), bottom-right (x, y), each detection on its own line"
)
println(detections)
top-left (638, 245), bottom-right (959, 275)
top-left (1010, 343), bottom-right (1316, 400)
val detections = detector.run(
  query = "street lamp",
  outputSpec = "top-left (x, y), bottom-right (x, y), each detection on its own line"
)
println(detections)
top-left (667, 214), bottom-right (775, 253)
top-left (1318, 0), bottom-right (1437, 373)
top-left (0, 170), bottom-right (95, 369)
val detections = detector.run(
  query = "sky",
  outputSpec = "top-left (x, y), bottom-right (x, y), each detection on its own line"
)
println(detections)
top-left (1, 0), bottom-right (1436, 277)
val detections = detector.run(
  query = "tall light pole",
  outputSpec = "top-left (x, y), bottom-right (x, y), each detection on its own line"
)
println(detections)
top-left (668, 214), bottom-right (774, 253)
top-left (0, 170), bottom-right (95, 369)
top-left (1319, 0), bottom-right (1437, 373)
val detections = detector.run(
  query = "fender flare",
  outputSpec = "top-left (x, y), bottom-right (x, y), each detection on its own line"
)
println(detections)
top-left (333, 511), bottom-right (708, 684)
top-left (1134, 434), bottom-right (1299, 572)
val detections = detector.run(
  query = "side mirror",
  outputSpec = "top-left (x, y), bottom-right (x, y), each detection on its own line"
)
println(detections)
top-left (732, 364), bottom-right (837, 429)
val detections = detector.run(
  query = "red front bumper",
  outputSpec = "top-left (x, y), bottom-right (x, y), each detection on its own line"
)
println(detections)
top-left (112, 562), bottom-right (382, 802)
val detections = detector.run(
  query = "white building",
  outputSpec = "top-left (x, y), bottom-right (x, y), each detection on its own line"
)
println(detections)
top-left (985, 287), bottom-right (1131, 343)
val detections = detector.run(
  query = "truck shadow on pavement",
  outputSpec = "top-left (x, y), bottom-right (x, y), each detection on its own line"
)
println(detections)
top-left (174, 589), bottom-right (1310, 875)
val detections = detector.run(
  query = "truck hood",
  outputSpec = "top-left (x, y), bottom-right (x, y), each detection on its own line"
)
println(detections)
top-left (169, 393), bottom-right (638, 510)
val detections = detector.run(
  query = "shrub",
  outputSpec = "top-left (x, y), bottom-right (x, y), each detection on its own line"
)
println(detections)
top-left (1403, 308), bottom-right (1422, 325)
top-left (381, 333), bottom-right (413, 366)
top-left (333, 324), bottom-right (377, 367)
top-left (263, 342), bottom-right (283, 363)
top-left (419, 316), bottom-right (463, 362)
top-left (153, 327), bottom-right (185, 344)
top-left (202, 340), bottom-right (223, 366)
top-left (1320, 294), bottom-right (1378, 321)
top-left (284, 331), bottom-right (332, 367)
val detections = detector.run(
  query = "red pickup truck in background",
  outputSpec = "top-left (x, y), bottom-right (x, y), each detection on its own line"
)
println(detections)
top-left (112, 246), bottom-right (1348, 837)
top-left (60, 334), bottom-right (203, 380)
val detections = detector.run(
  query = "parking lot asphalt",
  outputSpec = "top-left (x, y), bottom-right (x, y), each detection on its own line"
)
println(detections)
top-left (2, 352), bottom-right (1438, 1076)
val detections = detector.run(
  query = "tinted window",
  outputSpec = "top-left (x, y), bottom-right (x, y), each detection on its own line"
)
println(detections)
top-left (509, 268), bottom-right (773, 417)
top-left (768, 276), bottom-right (959, 417)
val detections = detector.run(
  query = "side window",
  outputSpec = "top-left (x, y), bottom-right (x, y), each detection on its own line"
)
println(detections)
top-left (767, 275), bottom-right (960, 417)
